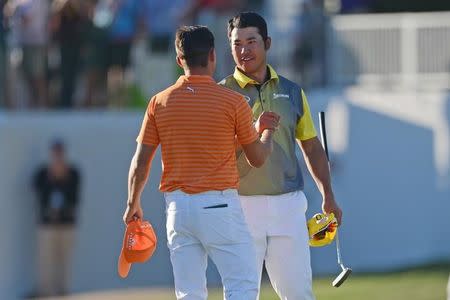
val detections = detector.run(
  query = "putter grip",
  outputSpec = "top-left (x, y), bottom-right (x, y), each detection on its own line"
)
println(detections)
top-left (319, 111), bottom-right (329, 161)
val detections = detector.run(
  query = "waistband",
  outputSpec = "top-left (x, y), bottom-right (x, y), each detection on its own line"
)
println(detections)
top-left (164, 189), bottom-right (237, 197)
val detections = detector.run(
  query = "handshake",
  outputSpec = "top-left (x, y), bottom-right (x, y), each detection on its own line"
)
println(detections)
top-left (255, 111), bottom-right (281, 134)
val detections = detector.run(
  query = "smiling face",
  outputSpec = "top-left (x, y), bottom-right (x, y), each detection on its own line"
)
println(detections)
top-left (230, 26), bottom-right (270, 78)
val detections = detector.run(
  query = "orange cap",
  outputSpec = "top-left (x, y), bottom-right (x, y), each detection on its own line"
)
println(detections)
top-left (118, 219), bottom-right (157, 278)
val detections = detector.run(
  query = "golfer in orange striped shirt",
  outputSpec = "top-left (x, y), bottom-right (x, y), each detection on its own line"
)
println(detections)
top-left (122, 25), bottom-right (280, 300)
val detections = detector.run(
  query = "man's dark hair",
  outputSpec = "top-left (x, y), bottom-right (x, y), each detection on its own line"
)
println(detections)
top-left (175, 25), bottom-right (214, 68)
top-left (50, 138), bottom-right (65, 153)
top-left (228, 12), bottom-right (268, 41)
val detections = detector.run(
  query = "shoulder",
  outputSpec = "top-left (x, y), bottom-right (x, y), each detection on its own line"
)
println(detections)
top-left (214, 84), bottom-right (248, 111)
top-left (277, 75), bottom-right (302, 91)
top-left (153, 84), bottom-right (179, 101)
top-left (217, 76), bottom-right (246, 104)
top-left (34, 165), bottom-right (47, 178)
top-left (218, 74), bottom-right (237, 87)
top-left (69, 166), bottom-right (81, 183)
top-left (69, 165), bottom-right (80, 176)
top-left (33, 165), bottom-right (48, 186)
top-left (215, 82), bottom-right (245, 99)
top-left (146, 83), bottom-right (181, 109)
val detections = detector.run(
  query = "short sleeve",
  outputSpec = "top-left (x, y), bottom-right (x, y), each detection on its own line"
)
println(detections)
top-left (136, 97), bottom-right (160, 145)
top-left (235, 96), bottom-right (259, 145)
top-left (295, 90), bottom-right (317, 141)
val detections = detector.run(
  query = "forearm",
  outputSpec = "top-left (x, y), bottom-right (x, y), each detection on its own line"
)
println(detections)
top-left (259, 129), bottom-right (274, 160)
top-left (241, 129), bottom-right (275, 168)
top-left (127, 145), bottom-right (155, 206)
top-left (300, 138), bottom-right (333, 198)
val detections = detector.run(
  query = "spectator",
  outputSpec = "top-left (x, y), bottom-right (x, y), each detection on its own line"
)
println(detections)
top-left (293, 0), bottom-right (327, 88)
top-left (140, 0), bottom-right (180, 97)
top-left (182, 0), bottom-right (247, 80)
top-left (83, 0), bottom-right (109, 107)
top-left (0, 0), bottom-right (9, 108)
top-left (32, 139), bottom-right (81, 297)
top-left (85, 0), bottom-right (142, 108)
top-left (4, 0), bottom-right (49, 108)
top-left (49, 0), bottom-right (87, 108)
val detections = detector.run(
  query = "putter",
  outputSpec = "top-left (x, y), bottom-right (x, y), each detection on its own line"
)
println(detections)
top-left (332, 232), bottom-right (352, 287)
top-left (318, 111), bottom-right (352, 287)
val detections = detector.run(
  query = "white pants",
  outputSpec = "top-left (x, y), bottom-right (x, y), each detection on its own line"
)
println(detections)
top-left (447, 275), bottom-right (450, 300)
top-left (165, 189), bottom-right (259, 300)
top-left (239, 191), bottom-right (315, 300)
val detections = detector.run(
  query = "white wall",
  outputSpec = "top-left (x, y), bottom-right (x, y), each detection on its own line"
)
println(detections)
top-left (0, 88), bottom-right (449, 299)
top-left (306, 87), bottom-right (450, 274)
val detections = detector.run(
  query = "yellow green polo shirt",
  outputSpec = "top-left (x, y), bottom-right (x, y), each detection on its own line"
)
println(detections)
top-left (219, 65), bottom-right (317, 195)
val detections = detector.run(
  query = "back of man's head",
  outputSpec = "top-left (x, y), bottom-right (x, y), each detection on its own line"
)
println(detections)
top-left (175, 25), bottom-right (215, 68)
top-left (228, 12), bottom-right (268, 42)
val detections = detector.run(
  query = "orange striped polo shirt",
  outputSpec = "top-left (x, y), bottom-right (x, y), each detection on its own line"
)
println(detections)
top-left (137, 75), bottom-right (259, 194)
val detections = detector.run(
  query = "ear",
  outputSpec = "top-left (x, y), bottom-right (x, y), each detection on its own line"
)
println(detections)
top-left (176, 55), bottom-right (184, 69)
top-left (209, 48), bottom-right (216, 63)
top-left (264, 37), bottom-right (271, 50)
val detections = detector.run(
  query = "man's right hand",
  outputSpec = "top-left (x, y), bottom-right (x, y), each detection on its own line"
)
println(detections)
top-left (255, 111), bottom-right (280, 134)
top-left (123, 202), bottom-right (144, 225)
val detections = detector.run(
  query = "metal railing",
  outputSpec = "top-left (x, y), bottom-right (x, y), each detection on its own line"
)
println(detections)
top-left (327, 12), bottom-right (450, 89)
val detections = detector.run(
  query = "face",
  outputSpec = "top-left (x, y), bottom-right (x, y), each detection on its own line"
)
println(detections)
top-left (51, 148), bottom-right (65, 164)
top-left (230, 27), bottom-right (269, 75)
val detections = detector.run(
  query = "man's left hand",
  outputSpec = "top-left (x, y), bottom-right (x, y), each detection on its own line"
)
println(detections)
top-left (322, 194), bottom-right (342, 226)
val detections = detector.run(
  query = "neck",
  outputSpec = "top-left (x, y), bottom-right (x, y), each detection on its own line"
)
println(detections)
top-left (184, 67), bottom-right (212, 77)
top-left (243, 64), bottom-right (268, 84)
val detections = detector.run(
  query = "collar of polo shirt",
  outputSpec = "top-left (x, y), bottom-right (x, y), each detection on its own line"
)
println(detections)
top-left (233, 65), bottom-right (279, 89)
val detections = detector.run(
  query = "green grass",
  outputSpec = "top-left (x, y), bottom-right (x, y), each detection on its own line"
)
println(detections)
top-left (208, 265), bottom-right (450, 300)
top-left (42, 265), bottom-right (449, 300)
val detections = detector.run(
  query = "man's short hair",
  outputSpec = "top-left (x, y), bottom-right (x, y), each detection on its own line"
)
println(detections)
top-left (175, 25), bottom-right (215, 68)
top-left (228, 12), bottom-right (268, 41)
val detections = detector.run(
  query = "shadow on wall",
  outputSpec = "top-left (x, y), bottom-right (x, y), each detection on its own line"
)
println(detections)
top-left (306, 88), bottom-right (450, 275)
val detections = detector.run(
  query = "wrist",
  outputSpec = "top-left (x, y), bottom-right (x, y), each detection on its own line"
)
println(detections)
top-left (322, 191), bottom-right (335, 202)
top-left (260, 129), bottom-right (274, 141)
top-left (127, 198), bottom-right (140, 207)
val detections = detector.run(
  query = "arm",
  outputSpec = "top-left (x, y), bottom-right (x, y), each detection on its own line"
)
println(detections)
top-left (123, 143), bottom-right (157, 224)
top-left (69, 168), bottom-right (80, 221)
top-left (299, 137), bottom-right (342, 224)
top-left (241, 129), bottom-right (275, 168)
top-left (296, 90), bottom-right (343, 224)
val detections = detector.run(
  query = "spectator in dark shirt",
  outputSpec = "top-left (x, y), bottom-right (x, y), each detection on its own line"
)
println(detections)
top-left (32, 138), bottom-right (80, 297)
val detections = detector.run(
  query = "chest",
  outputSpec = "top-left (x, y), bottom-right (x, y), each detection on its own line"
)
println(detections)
top-left (239, 83), bottom-right (302, 131)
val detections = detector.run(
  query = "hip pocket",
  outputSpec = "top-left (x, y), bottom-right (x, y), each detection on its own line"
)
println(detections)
top-left (199, 206), bottom-right (250, 245)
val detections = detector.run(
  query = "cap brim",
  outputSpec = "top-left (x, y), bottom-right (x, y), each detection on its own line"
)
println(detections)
top-left (118, 252), bottom-right (131, 278)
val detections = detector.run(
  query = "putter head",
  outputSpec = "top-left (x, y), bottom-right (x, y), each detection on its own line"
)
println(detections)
top-left (332, 267), bottom-right (352, 287)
